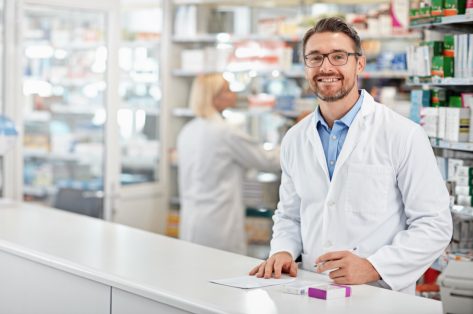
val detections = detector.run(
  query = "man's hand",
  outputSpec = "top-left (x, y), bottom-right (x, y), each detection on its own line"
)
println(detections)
top-left (249, 251), bottom-right (298, 279)
top-left (315, 251), bottom-right (380, 285)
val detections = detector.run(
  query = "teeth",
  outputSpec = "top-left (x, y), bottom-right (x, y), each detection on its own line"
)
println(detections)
top-left (319, 78), bottom-right (340, 82)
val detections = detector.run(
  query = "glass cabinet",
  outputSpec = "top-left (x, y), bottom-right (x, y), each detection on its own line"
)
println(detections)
top-left (21, 4), bottom-right (108, 217)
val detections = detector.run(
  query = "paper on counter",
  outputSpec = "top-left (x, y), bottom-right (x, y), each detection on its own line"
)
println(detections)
top-left (210, 275), bottom-right (296, 289)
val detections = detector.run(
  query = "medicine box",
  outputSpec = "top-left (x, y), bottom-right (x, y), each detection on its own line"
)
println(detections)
top-left (308, 284), bottom-right (351, 300)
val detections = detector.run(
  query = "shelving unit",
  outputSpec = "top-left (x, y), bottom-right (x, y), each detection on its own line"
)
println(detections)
top-left (409, 12), bottom-right (473, 260)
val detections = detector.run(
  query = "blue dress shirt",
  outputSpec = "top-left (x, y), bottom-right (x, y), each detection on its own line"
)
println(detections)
top-left (315, 91), bottom-right (364, 180)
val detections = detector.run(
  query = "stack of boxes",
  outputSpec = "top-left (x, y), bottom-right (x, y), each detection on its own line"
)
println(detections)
top-left (454, 164), bottom-right (473, 206)
top-left (415, 90), bottom-right (472, 142)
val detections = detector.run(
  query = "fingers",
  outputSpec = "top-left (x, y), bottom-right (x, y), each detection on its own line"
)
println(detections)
top-left (273, 260), bottom-right (283, 278)
top-left (316, 250), bottom-right (348, 264)
top-left (328, 268), bottom-right (345, 280)
top-left (264, 258), bottom-right (276, 278)
top-left (316, 259), bottom-right (344, 273)
top-left (249, 263), bottom-right (262, 275)
top-left (289, 261), bottom-right (298, 277)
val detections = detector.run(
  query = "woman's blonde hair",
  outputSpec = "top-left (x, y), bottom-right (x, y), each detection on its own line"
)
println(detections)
top-left (189, 73), bottom-right (226, 118)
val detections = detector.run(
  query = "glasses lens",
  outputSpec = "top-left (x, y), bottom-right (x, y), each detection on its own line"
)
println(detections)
top-left (306, 54), bottom-right (324, 67)
top-left (329, 52), bottom-right (348, 65)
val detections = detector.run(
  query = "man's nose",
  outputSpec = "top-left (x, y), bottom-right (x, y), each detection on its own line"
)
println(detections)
top-left (319, 56), bottom-right (333, 71)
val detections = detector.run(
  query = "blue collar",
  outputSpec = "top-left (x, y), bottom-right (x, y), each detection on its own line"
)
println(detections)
top-left (315, 90), bottom-right (364, 130)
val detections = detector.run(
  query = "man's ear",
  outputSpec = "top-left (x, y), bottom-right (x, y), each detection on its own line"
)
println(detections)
top-left (357, 55), bottom-right (366, 74)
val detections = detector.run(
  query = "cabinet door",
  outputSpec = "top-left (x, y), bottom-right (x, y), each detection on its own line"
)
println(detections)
top-left (112, 287), bottom-right (191, 314)
top-left (0, 250), bottom-right (110, 314)
top-left (20, 3), bottom-right (110, 218)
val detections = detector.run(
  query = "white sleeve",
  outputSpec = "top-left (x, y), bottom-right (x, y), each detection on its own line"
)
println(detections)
top-left (367, 126), bottom-right (453, 291)
top-left (269, 137), bottom-right (303, 259)
top-left (224, 126), bottom-right (280, 172)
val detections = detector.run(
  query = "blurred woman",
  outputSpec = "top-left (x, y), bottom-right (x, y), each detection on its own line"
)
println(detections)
top-left (178, 73), bottom-right (280, 254)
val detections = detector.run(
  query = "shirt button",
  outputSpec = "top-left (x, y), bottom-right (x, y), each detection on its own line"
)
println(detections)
top-left (332, 135), bottom-right (337, 140)
top-left (330, 160), bottom-right (334, 165)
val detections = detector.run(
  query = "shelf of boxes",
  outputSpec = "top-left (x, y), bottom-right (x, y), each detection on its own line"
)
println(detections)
top-left (430, 138), bottom-right (473, 152)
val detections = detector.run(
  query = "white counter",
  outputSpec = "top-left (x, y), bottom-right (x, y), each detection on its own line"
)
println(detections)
top-left (0, 203), bottom-right (442, 314)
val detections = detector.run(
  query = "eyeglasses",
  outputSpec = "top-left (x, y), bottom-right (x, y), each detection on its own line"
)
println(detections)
top-left (304, 51), bottom-right (362, 68)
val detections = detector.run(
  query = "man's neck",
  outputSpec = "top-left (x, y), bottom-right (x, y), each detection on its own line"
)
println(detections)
top-left (318, 89), bottom-right (360, 129)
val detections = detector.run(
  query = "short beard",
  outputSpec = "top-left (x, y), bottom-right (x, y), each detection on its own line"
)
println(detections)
top-left (313, 78), bottom-right (356, 102)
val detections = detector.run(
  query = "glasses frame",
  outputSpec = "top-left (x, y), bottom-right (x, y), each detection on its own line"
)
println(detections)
top-left (303, 51), bottom-right (362, 68)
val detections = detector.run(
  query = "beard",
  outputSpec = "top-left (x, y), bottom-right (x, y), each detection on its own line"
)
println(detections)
top-left (312, 74), bottom-right (356, 102)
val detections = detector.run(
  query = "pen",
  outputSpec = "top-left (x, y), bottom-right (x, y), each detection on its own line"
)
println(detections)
top-left (314, 247), bottom-right (357, 269)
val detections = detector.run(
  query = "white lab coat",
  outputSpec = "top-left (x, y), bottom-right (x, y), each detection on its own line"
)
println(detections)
top-left (270, 90), bottom-right (453, 294)
top-left (178, 114), bottom-right (280, 254)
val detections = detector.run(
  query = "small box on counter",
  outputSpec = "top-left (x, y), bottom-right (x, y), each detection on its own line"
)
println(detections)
top-left (308, 284), bottom-right (351, 300)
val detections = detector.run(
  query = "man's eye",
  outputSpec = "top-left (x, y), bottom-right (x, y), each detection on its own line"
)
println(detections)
top-left (332, 54), bottom-right (345, 60)
top-left (311, 56), bottom-right (323, 62)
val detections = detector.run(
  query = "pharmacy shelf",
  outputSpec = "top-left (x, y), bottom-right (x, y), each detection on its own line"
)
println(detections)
top-left (24, 150), bottom-right (81, 161)
top-left (23, 185), bottom-right (58, 198)
top-left (173, 32), bottom-right (421, 44)
top-left (173, 0), bottom-right (389, 5)
top-left (173, 107), bottom-right (304, 119)
top-left (121, 40), bottom-right (160, 48)
top-left (410, 14), bottom-right (473, 32)
top-left (430, 138), bottom-right (473, 152)
top-left (407, 78), bottom-right (473, 88)
top-left (173, 68), bottom-right (409, 80)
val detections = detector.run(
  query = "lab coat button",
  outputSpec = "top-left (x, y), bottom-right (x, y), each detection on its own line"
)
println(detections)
top-left (328, 201), bottom-right (335, 207)
top-left (324, 241), bottom-right (332, 248)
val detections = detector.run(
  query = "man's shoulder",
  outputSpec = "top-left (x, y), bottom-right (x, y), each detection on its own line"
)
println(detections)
top-left (373, 101), bottom-right (421, 134)
top-left (282, 111), bottom-right (314, 146)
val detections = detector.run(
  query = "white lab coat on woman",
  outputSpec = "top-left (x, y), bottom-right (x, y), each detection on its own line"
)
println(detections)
top-left (270, 90), bottom-right (452, 294)
top-left (178, 114), bottom-right (280, 254)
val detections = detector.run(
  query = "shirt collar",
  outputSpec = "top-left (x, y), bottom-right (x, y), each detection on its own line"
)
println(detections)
top-left (315, 90), bottom-right (364, 130)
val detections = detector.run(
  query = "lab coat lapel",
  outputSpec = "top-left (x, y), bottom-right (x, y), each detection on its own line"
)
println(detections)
top-left (332, 93), bottom-right (375, 179)
top-left (307, 111), bottom-right (330, 182)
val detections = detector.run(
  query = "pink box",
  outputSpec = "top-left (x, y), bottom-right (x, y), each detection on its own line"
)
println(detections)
top-left (308, 284), bottom-right (351, 300)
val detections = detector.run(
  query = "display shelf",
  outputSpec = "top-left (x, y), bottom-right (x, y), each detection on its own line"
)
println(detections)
top-left (430, 138), bottom-right (473, 152)
top-left (23, 185), bottom-right (58, 197)
top-left (410, 14), bottom-right (473, 32)
top-left (407, 78), bottom-right (473, 87)
top-left (173, 0), bottom-right (389, 5)
top-left (121, 40), bottom-right (160, 48)
top-left (23, 150), bottom-right (86, 162)
top-left (49, 104), bottom-right (101, 115)
top-left (173, 68), bottom-right (409, 80)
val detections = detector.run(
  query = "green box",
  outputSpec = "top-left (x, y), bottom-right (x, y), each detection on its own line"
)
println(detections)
top-left (431, 56), bottom-right (454, 77)
top-left (432, 88), bottom-right (447, 107)
top-left (420, 6), bottom-right (432, 18)
top-left (444, 0), bottom-right (466, 15)
top-left (432, 0), bottom-right (444, 16)
top-left (422, 41), bottom-right (444, 56)
top-left (443, 35), bottom-right (455, 57)
top-left (449, 95), bottom-right (463, 108)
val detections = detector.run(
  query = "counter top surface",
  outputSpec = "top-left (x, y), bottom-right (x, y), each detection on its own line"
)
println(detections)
top-left (0, 202), bottom-right (442, 314)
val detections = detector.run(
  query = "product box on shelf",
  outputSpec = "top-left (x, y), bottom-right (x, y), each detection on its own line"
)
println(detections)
top-left (444, 0), bottom-right (467, 15)
top-left (445, 107), bottom-right (470, 142)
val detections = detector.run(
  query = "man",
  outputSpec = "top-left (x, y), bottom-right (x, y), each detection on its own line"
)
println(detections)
top-left (249, 17), bottom-right (452, 294)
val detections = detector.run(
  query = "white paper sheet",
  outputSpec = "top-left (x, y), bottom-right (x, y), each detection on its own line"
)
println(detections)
top-left (209, 275), bottom-right (296, 289)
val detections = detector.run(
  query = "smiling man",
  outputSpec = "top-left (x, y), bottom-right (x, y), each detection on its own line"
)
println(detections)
top-left (249, 17), bottom-right (453, 294)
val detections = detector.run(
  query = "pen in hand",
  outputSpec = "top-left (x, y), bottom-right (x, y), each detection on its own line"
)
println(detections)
top-left (314, 247), bottom-right (357, 270)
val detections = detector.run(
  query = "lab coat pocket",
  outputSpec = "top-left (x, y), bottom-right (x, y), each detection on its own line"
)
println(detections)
top-left (344, 163), bottom-right (392, 216)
